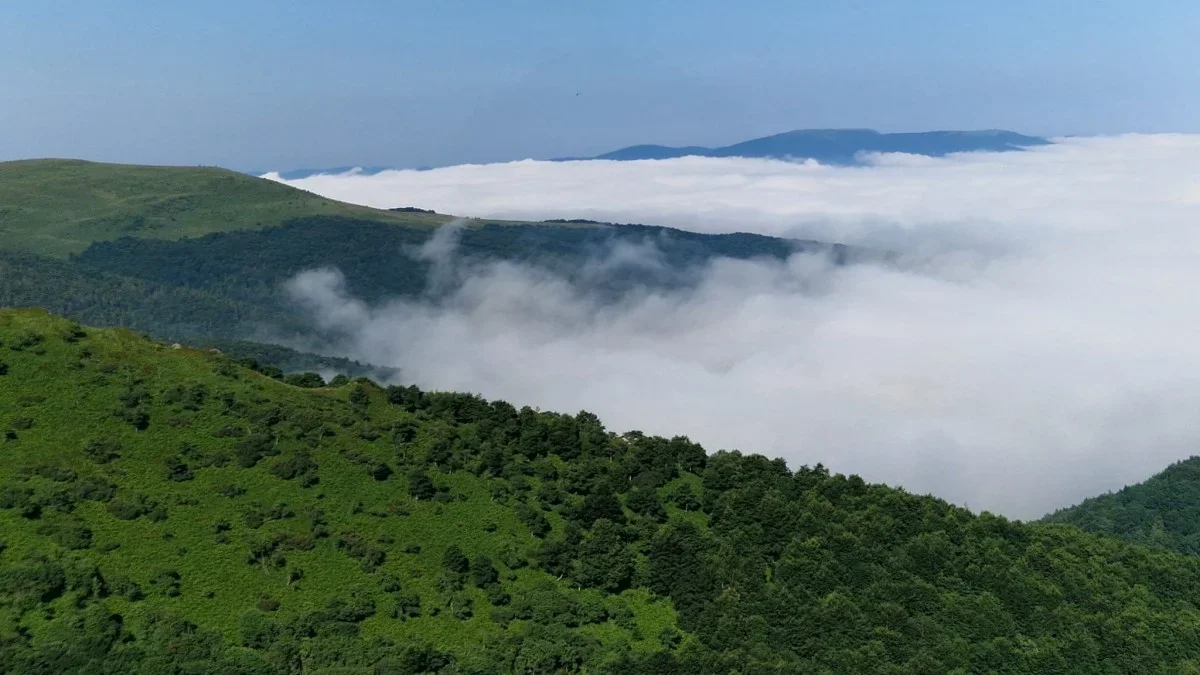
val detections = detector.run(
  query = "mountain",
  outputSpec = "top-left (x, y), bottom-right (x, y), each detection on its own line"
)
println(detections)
top-left (0, 159), bottom-right (443, 258)
top-left (262, 166), bottom-right (398, 180)
top-left (262, 129), bottom-right (1049, 176)
top-left (1043, 456), bottom-right (1200, 555)
top-left (6, 309), bottom-right (1200, 672)
top-left (561, 128), bottom-right (1050, 164)
top-left (0, 159), bottom-right (858, 376)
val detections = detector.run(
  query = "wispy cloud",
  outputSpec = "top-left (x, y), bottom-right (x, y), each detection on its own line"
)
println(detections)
top-left (273, 135), bottom-right (1200, 519)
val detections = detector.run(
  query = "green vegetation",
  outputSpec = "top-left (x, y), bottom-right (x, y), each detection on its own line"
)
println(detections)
top-left (73, 216), bottom-right (827, 308)
top-left (1, 159), bottom-right (851, 376)
top-left (1044, 456), bottom-right (1200, 555)
top-left (0, 159), bottom-right (445, 257)
top-left (6, 310), bottom-right (1200, 672)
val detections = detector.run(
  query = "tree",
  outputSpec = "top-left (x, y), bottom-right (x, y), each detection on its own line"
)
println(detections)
top-left (470, 555), bottom-right (499, 588)
top-left (625, 487), bottom-right (667, 522)
top-left (578, 491), bottom-right (625, 527)
top-left (284, 372), bottom-right (324, 388)
top-left (575, 519), bottom-right (634, 592)
top-left (442, 545), bottom-right (469, 575)
top-left (668, 483), bottom-right (701, 512)
top-left (408, 469), bottom-right (436, 500)
top-left (163, 455), bottom-right (194, 482)
top-left (348, 383), bottom-right (370, 407)
top-left (648, 520), bottom-right (713, 616)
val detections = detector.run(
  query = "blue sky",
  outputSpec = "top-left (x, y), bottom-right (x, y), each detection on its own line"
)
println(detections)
top-left (2, 0), bottom-right (1196, 169)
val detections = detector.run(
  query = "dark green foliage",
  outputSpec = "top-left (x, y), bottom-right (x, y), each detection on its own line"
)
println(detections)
top-left (150, 569), bottom-right (182, 597)
top-left (349, 382), bottom-right (371, 407)
top-left (235, 432), bottom-right (277, 468)
top-left (73, 476), bottom-right (117, 502)
top-left (575, 519), bottom-right (634, 592)
top-left (284, 371), bottom-right (325, 388)
top-left (370, 461), bottom-right (393, 481)
top-left (441, 545), bottom-right (470, 575)
top-left (336, 531), bottom-right (386, 571)
top-left (469, 555), bottom-right (499, 588)
top-left (666, 482), bottom-right (701, 511)
top-left (164, 454), bottom-right (194, 482)
top-left (82, 438), bottom-right (121, 464)
top-left (577, 490), bottom-right (626, 527)
top-left (269, 449), bottom-right (319, 486)
top-left (1045, 455), bottom-right (1200, 555)
top-left (40, 519), bottom-right (93, 549)
top-left (6, 312), bottom-right (1200, 672)
top-left (407, 468), bottom-right (436, 500)
top-left (625, 486), bottom-right (667, 522)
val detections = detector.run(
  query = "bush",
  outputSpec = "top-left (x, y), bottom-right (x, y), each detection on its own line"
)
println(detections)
top-left (46, 521), bottom-right (93, 550)
top-left (163, 455), bottom-right (194, 482)
top-left (392, 592), bottom-right (422, 619)
top-left (74, 476), bottom-right (117, 502)
top-left (150, 569), bottom-right (182, 597)
top-left (82, 438), bottom-right (121, 464)
top-left (284, 372), bottom-right (325, 388)
top-left (106, 497), bottom-right (146, 521)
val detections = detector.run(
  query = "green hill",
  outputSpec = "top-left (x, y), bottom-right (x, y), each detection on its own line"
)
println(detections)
top-left (1043, 456), bottom-right (1200, 555)
top-left (0, 159), bottom-right (444, 258)
top-left (7, 310), bottom-right (1200, 672)
top-left (0, 159), bottom-right (853, 372)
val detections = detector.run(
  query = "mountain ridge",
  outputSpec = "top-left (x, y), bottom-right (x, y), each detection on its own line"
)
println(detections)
top-left (0, 159), bottom-right (857, 377)
top-left (7, 308), bottom-right (1200, 672)
top-left (1043, 455), bottom-right (1200, 555)
top-left (264, 129), bottom-right (1050, 178)
top-left (567, 128), bottom-right (1050, 163)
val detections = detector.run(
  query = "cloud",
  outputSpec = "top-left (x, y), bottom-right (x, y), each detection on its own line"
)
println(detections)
top-left (272, 135), bottom-right (1200, 519)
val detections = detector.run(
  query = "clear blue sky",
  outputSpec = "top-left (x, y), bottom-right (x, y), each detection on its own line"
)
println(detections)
top-left (2, 0), bottom-right (1197, 169)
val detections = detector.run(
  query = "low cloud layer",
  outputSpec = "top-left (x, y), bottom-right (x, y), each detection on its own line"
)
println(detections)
top-left (272, 135), bottom-right (1200, 519)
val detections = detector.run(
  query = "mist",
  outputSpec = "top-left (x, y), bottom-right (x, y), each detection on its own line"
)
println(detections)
top-left (271, 135), bottom-right (1200, 519)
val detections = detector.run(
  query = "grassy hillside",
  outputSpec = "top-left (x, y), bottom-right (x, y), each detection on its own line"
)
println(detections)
top-left (0, 159), bottom-right (444, 257)
top-left (1043, 456), bottom-right (1200, 555)
top-left (8, 311), bottom-right (1200, 672)
top-left (0, 159), bottom-right (851, 367)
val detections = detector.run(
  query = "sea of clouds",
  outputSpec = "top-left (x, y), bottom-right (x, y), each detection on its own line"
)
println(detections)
top-left (266, 135), bottom-right (1200, 519)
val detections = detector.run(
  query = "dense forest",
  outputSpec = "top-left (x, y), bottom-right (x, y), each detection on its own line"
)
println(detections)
top-left (6, 310), bottom-right (1200, 673)
top-left (71, 217), bottom-right (844, 308)
top-left (1044, 456), bottom-right (1200, 556)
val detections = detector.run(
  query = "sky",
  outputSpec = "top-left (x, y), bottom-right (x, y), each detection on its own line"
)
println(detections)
top-left (2, 0), bottom-right (1198, 169)
top-left (268, 135), bottom-right (1200, 519)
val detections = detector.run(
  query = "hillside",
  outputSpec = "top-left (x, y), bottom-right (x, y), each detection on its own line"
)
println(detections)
top-left (1043, 456), bottom-right (1200, 555)
top-left (557, 129), bottom-right (1050, 164)
top-left (7, 311), bottom-right (1200, 672)
top-left (0, 159), bottom-right (444, 258)
top-left (0, 159), bottom-right (856, 368)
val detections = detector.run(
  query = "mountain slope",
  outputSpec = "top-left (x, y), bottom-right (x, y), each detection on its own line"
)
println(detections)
top-left (571, 128), bottom-right (1050, 163)
top-left (0, 159), bottom-right (444, 257)
top-left (7, 310), bottom-right (1200, 672)
top-left (1043, 456), bottom-right (1200, 555)
top-left (1, 159), bottom-right (859, 365)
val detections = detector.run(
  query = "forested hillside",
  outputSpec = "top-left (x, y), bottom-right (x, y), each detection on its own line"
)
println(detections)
top-left (0, 160), bottom-right (854, 374)
top-left (6, 310), bottom-right (1200, 673)
top-left (1043, 456), bottom-right (1200, 556)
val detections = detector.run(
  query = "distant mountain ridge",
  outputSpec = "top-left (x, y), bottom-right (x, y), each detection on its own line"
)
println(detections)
top-left (561, 128), bottom-right (1050, 164)
top-left (265, 129), bottom-right (1050, 178)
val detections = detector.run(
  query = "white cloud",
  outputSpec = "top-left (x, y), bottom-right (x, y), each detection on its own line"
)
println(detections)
top-left (270, 135), bottom-right (1200, 519)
